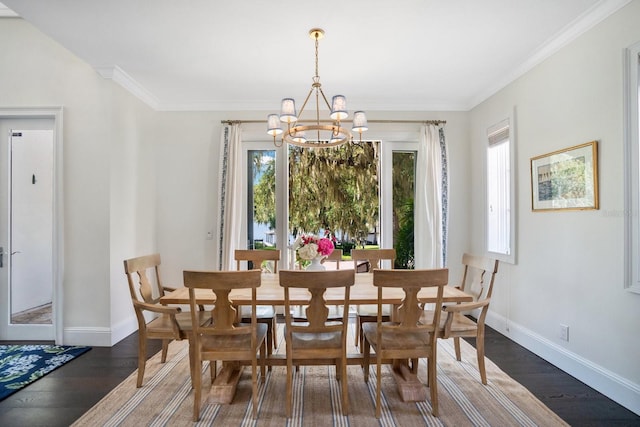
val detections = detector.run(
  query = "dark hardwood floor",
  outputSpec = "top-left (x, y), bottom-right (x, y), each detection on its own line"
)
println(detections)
top-left (0, 325), bottom-right (638, 426)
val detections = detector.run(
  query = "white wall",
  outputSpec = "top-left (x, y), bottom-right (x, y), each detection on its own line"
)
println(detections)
top-left (469, 0), bottom-right (640, 415)
top-left (0, 18), bottom-right (113, 342)
top-left (109, 84), bottom-right (159, 344)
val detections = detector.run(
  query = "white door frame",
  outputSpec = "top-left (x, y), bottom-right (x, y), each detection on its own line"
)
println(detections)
top-left (0, 107), bottom-right (63, 343)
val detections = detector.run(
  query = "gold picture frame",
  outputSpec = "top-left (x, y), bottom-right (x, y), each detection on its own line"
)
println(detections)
top-left (530, 141), bottom-right (599, 211)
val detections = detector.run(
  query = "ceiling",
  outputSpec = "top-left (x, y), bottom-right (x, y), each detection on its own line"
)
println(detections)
top-left (0, 0), bottom-right (629, 112)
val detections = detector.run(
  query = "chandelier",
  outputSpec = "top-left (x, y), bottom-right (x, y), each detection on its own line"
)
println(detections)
top-left (267, 28), bottom-right (368, 148)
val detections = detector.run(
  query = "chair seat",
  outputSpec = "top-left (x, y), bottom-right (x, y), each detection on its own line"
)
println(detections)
top-left (147, 311), bottom-right (211, 335)
top-left (420, 309), bottom-right (478, 334)
top-left (362, 322), bottom-right (432, 349)
top-left (200, 322), bottom-right (268, 351)
top-left (287, 328), bottom-right (343, 349)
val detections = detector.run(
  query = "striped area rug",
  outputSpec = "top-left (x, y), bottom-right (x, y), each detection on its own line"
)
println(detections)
top-left (73, 324), bottom-right (567, 426)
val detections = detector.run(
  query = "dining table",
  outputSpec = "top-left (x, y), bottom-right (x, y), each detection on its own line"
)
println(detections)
top-left (161, 272), bottom-right (472, 306)
top-left (160, 271), bottom-right (473, 404)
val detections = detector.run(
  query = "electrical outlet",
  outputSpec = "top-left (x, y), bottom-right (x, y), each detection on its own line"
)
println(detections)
top-left (560, 324), bottom-right (569, 341)
top-left (206, 231), bottom-right (213, 240)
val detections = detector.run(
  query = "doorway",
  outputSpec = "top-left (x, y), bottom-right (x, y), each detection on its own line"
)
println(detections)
top-left (0, 109), bottom-right (62, 342)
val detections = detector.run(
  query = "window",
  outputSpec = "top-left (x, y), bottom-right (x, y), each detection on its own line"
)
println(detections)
top-left (486, 118), bottom-right (516, 263)
top-left (247, 149), bottom-right (276, 250)
top-left (392, 151), bottom-right (416, 269)
top-left (624, 41), bottom-right (640, 293)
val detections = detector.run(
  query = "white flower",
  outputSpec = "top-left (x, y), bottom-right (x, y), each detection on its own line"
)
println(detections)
top-left (298, 243), bottom-right (319, 260)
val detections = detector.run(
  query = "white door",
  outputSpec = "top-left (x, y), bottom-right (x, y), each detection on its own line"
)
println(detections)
top-left (0, 119), bottom-right (55, 340)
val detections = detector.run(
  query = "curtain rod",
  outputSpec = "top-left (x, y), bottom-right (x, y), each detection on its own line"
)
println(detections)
top-left (221, 119), bottom-right (446, 126)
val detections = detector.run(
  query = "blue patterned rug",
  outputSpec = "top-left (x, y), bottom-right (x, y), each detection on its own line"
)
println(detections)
top-left (0, 344), bottom-right (91, 400)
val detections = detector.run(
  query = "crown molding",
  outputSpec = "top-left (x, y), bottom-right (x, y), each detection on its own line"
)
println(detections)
top-left (0, 2), bottom-right (17, 17)
top-left (95, 65), bottom-right (160, 110)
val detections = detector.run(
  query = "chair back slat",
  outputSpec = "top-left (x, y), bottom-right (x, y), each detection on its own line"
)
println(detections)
top-left (373, 268), bottom-right (448, 331)
top-left (459, 253), bottom-right (499, 302)
top-left (124, 253), bottom-right (163, 304)
top-left (184, 269), bottom-right (261, 333)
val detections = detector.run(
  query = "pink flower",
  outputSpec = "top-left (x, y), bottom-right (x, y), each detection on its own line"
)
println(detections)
top-left (316, 237), bottom-right (334, 257)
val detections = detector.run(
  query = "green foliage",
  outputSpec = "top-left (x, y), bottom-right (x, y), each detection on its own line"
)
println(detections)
top-left (288, 143), bottom-right (379, 240)
top-left (252, 152), bottom-right (276, 229)
top-left (392, 152), bottom-right (416, 269)
top-left (394, 198), bottom-right (415, 269)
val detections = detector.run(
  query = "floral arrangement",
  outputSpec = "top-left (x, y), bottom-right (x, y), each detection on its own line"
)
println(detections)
top-left (292, 235), bottom-right (335, 260)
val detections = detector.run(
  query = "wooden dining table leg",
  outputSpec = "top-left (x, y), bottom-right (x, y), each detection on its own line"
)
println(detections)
top-left (206, 362), bottom-right (244, 404)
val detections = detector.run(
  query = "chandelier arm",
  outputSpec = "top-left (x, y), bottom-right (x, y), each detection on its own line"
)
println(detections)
top-left (318, 86), bottom-right (340, 136)
top-left (297, 86), bottom-right (315, 119)
top-left (315, 88), bottom-right (321, 141)
top-left (317, 87), bottom-right (333, 112)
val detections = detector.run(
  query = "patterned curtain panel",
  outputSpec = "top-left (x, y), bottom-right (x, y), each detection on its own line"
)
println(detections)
top-left (215, 124), bottom-right (242, 271)
top-left (439, 126), bottom-right (449, 267)
top-left (415, 124), bottom-right (448, 268)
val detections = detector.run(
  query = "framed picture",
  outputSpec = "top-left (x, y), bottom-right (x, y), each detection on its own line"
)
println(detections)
top-left (530, 141), bottom-right (599, 211)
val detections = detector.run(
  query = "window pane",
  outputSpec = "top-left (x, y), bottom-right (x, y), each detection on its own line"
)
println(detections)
top-left (288, 143), bottom-right (378, 256)
top-left (487, 141), bottom-right (510, 255)
top-left (393, 151), bottom-right (416, 269)
top-left (248, 150), bottom-right (276, 252)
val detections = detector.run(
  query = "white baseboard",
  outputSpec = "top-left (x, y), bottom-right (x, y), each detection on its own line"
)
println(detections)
top-left (485, 311), bottom-right (640, 416)
top-left (62, 315), bottom-right (138, 347)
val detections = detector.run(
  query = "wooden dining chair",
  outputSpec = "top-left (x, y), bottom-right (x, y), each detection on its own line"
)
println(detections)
top-left (183, 269), bottom-right (267, 421)
top-left (279, 269), bottom-right (355, 417)
top-left (123, 253), bottom-right (211, 388)
top-left (235, 249), bottom-right (280, 355)
top-left (320, 248), bottom-right (343, 268)
top-left (291, 249), bottom-right (344, 320)
top-left (362, 268), bottom-right (448, 418)
top-left (421, 253), bottom-right (499, 384)
top-left (351, 248), bottom-right (396, 352)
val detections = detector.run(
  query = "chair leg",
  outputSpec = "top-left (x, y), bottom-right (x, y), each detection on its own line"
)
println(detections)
top-left (160, 339), bottom-right (170, 363)
top-left (476, 330), bottom-right (487, 385)
top-left (375, 356), bottom-right (382, 418)
top-left (271, 310), bottom-right (278, 349)
top-left (260, 341), bottom-right (266, 379)
top-left (136, 335), bottom-right (147, 388)
top-left (192, 359), bottom-right (202, 422)
top-left (429, 353), bottom-right (439, 417)
top-left (363, 338), bottom-right (370, 382)
top-left (266, 322), bottom-right (273, 356)
top-left (252, 357), bottom-right (258, 419)
top-left (341, 356), bottom-right (349, 415)
top-left (286, 357), bottom-right (293, 418)
top-left (454, 336), bottom-right (462, 361)
top-left (188, 338), bottom-right (196, 389)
